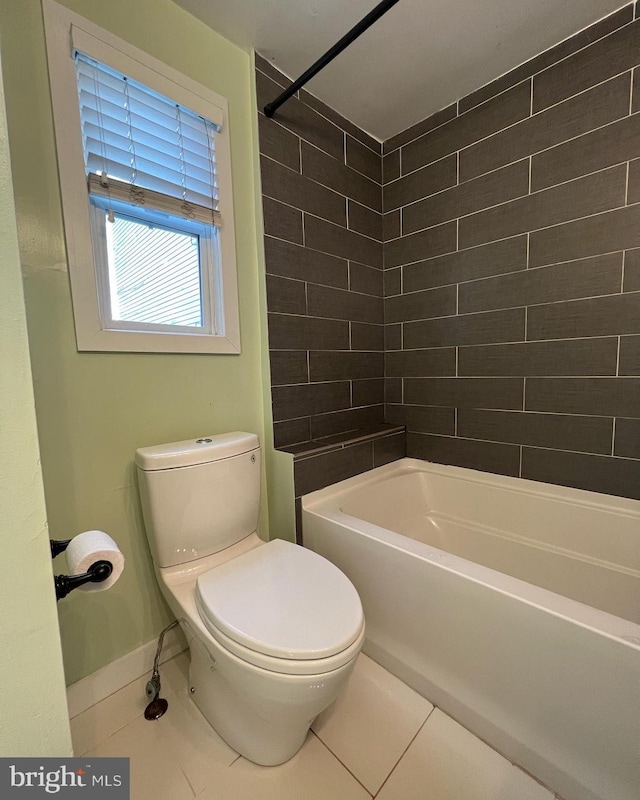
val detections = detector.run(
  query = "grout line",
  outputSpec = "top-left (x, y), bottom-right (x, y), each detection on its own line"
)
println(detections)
top-left (523, 376), bottom-right (527, 411)
top-left (519, 444), bottom-right (523, 476)
top-left (528, 155), bottom-right (532, 194)
top-left (301, 211), bottom-right (306, 247)
top-left (373, 707), bottom-right (437, 799)
top-left (625, 160), bottom-right (630, 204)
top-left (529, 76), bottom-right (534, 116)
top-left (524, 305), bottom-right (528, 341)
top-left (621, 249), bottom-right (626, 291)
top-left (616, 335), bottom-right (621, 376)
top-left (630, 67), bottom-right (635, 115)
top-left (612, 416), bottom-right (617, 456)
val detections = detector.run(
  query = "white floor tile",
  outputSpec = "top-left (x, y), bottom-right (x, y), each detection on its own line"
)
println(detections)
top-left (85, 713), bottom-right (195, 800)
top-left (377, 709), bottom-right (554, 800)
top-left (312, 654), bottom-right (433, 794)
top-left (196, 733), bottom-right (371, 800)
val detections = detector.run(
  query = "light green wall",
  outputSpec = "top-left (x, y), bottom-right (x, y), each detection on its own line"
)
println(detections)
top-left (0, 0), bottom-right (295, 686)
top-left (0, 51), bottom-right (72, 756)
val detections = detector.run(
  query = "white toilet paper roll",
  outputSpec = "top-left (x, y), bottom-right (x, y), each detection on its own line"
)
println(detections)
top-left (65, 530), bottom-right (125, 592)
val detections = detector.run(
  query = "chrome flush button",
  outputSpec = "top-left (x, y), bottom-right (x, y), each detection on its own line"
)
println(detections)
top-left (196, 438), bottom-right (213, 444)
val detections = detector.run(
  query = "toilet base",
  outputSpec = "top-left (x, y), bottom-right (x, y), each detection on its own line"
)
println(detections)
top-left (187, 635), bottom-right (357, 766)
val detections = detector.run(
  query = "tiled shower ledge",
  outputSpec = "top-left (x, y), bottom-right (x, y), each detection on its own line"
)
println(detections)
top-left (278, 424), bottom-right (405, 460)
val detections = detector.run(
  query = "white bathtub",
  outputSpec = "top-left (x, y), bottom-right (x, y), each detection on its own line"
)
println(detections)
top-left (302, 459), bottom-right (640, 800)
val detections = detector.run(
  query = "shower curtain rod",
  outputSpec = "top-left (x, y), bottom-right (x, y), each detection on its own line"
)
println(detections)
top-left (263, 0), bottom-right (401, 118)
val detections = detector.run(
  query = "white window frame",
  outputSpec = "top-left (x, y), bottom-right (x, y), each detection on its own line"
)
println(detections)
top-left (43, 0), bottom-right (241, 354)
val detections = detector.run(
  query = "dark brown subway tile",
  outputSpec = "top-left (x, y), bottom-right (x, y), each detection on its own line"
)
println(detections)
top-left (619, 335), bottom-right (640, 374)
top-left (459, 165), bottom-right (627, 249)
top-left (261, 155), bottom-right (346, 226)
top-left (614, 417), bottom-right (640, 458)
top-left (385, 221), bottom-right (457, 268)
top-left (268, 313), bottom-right (349, 350)
top-left (531, 113), bottom-right (640, 192)
top-left (458, 338), bottom-right (618, 377)
top-left (351, 322), bottom-right (385, 351)
top-left (307, 284), bottom-right (383, 324)
top-left (264, 236), bottom-right (347, 289)
top-left (346, 135), bottom-right (382, 183)
top-left (256, 71), bottom-right (344, 160)
top-left (272, 381), bottom-right (351, 421)
top-left (532, 19), bottom-right (640, 113)
top-left (348, 201), bottom-right (382, 241)
top-left (383, 150), bottom-right (400, 183)
top-left (529, 204), bottom-right (640, 267)
top-left (625, 249), bottom-right (640, 292)
top-left (384, 103), bottom-right (457, 154)
top-left (385, 348), bottom-right (456, 377)
top-left (384, 267), bottom-right (402, 297)
top-left (461, 74), bottom-right (631, 182)
top-left (273, 418), bottom-right (311, 449)
top-left (404, 377), bottom-right (524, 409)
top-left (526, 378), bottom-right (640, 417)
top-left (407, 433), bottom-right (520, 477)
top-left (383, 210), bottom-right (401, 242)
top-left (269, 351), bottom-right (309, 386)
top-left (458, 253), bottom-right (623, 314)
top-left (265, 275), bottom-right (306, 315)
top-left (385, 377), bottom-right (402, 404)
top-left (521, 447), bottom-right (640, 500)
top-left (385, 404), bottom-right (455, 435)
top-left (384, 154), bottom-right (457, 211)
top-left (457, 6), bottom-right (635, 114)
top-left (527, 293), bottom-right (640, 340)
top-left (373, 433), bottom-right (406, 466)
top-left (301, 142), bottom-right (382, 212)
top-left (309, 406), bottom-right (384, 440)
top-left (403, 160), bottom-right (529, 235)
top-left (403, 308), bottom-right (525, 349)
top-left (385, 324), bottom-right (402, 350)
top-left (258, 114), bottom-right (300, 172)
top-left (309, 351), bottom-right (384, 381)
top-left (262, 196), bottom-right (303, 243)
top-left (401, 81), bottom-right (531, 174)
top-left (385, 285), bottom-right (456, 324)
top-left (457, 409), bottom-right (614, 454)
top-left (305, 215), bottom-right (383, 267)
top-left (628, 159), bottom-right (640, 204)
top-left (350, 262), bottom-right (384, 297)
top-left (294, 442), bottom-right (374, 496)
top-left (298, 89), bottom-right (380, 154)
top-left (403, 236), bottom-right (527, 292)
top-left (352, 378), bottom-right (385, 407)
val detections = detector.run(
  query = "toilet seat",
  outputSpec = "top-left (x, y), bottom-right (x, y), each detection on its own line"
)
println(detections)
top-left (195, 539), bottom-right (364, 675)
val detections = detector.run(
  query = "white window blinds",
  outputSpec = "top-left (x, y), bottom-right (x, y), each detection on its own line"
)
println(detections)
top-left (75, 52), bottom-right (221, 226)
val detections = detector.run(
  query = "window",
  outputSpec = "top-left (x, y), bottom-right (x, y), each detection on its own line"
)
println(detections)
top-left (43, 1), bottom-right (240, 353)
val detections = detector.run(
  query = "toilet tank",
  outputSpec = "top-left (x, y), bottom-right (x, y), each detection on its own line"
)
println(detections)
top-left (135, 432), bottom-right (260, 568)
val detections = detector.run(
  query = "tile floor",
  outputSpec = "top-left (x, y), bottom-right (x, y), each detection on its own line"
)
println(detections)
top-left (70, 652), bottom-right (561, 800)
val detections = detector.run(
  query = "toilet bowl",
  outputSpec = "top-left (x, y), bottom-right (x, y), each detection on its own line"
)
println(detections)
top-left (135, 432), bottom-right (364, 765)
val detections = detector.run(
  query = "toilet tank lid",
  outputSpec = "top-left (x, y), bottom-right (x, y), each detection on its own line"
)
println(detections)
top-left (135, 432), bottom-right (259, 471)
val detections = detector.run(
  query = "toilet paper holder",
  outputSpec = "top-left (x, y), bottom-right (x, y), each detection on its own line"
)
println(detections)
top-left (50, 538), bottom-right (113, 601)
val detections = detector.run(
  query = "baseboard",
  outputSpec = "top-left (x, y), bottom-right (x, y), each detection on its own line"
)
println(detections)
top-left (66, 625), bottom-right (188, 719)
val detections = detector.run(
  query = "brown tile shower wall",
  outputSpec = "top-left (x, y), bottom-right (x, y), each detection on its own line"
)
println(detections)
top-left (255, 55), bottom-right (385, 455)
top-left (383, 3), bottom-right (640, 500)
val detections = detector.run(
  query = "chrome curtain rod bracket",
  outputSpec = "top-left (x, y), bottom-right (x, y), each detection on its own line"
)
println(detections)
top-left (263, 0), bottom-right (400, 119)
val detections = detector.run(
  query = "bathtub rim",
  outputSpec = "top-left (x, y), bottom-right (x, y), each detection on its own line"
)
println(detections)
top-left (301, 458), bottom-right (640, 651)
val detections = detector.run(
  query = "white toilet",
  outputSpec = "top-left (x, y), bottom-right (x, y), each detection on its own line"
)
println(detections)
top-left (135, 431), bottom-right (364, 765)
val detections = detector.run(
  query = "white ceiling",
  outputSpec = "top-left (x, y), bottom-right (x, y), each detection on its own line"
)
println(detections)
top-left (173, 0), bottom-right (628, 141)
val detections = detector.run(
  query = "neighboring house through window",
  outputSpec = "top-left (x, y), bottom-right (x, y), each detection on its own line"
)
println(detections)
top-left (44, 0), bottom-right (241, 353)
